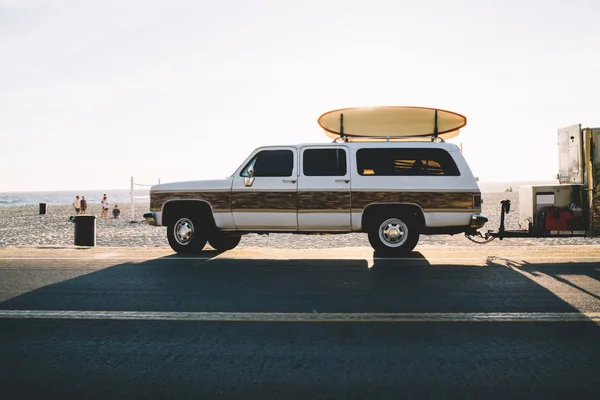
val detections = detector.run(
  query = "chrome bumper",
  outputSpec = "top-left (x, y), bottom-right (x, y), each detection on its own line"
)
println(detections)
top-left (469, 214), bottom-right (488, 229)
top-left (143, 212), bottom-right (161, 226)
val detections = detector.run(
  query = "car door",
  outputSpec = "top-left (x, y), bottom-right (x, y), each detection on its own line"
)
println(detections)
top-left (231, 147), bottom-right (298, 230)
top-left (298, 146), bottom-right (351, 231)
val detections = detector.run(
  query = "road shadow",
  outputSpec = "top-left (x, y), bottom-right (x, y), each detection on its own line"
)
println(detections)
top-left (1, 250), bottom-right (599, 399)
top-left (1, 250), bottom-right (598, 317)
top-left (486, 255), bottom-right (600, 302)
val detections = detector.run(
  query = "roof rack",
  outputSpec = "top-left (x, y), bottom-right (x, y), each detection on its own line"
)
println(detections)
top-left (331, 134), bottom-right (447, 143)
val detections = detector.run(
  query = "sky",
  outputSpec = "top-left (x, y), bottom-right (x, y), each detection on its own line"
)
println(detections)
top-left (1, 0), bottom-right (599, 192)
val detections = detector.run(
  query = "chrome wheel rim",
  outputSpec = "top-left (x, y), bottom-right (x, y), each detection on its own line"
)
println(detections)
top-left (379, 218), bottom-right (408, 247)
top-left (174, 218), bottom-right (194, 245)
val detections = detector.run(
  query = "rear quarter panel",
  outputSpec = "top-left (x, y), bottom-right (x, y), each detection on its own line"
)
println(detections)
top-left (349, 146), bottom-right (481, 230)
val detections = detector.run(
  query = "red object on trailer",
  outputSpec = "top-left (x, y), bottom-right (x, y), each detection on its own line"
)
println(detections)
top-left (545, 207), bottom-right (560, 231)
top-left (558, 209), bottom-right (574, 231)
top-left (544, 207), bottom-right (574, 232)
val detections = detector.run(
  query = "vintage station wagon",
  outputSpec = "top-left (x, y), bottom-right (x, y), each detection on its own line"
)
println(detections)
top-left (144, 106), bottom-right (487, 255)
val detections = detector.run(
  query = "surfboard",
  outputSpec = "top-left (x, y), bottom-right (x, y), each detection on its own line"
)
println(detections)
top-left (317, 106), bottom-right (466, 141)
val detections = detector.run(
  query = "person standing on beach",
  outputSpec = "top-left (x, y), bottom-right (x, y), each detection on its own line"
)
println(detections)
top-left (80, 196), bottom-right (88, 214)
top-left (72, 195), bottom-right (81, 215)
top-left (101, 195), bottom-right (109, 220)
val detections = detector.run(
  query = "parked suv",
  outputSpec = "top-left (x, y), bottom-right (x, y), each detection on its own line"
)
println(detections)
top-left (144, 107), bottom-right (486, 255)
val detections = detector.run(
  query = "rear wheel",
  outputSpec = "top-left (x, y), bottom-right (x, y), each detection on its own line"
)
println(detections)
top-left (208, 231), bottom-right (242, 252)
top-left (167, 214), bottom-right (208, 254)
top-left (368, 215), bottom-right (420, 256)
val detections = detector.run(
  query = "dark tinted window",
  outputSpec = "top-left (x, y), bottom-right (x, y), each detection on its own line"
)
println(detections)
top-left (356, 148), bottom-right (460, 176)
top-left (242, 150), bottom-right (294, 177)
top-left (303, 148), bottom-right (347, 176)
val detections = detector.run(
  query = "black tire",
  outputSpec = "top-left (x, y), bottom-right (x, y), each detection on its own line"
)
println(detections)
top-left (368, 214), bottom-right (420, 256)
top-left (167, 214), bottom-right (208, 254)
top-left (208, 231), bottom-right (242, 252)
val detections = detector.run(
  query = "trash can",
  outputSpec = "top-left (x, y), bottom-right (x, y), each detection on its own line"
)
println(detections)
top-left (39, 203), bottom-right (47, 215)
top-left (74, 215), bottom-right (96, 246)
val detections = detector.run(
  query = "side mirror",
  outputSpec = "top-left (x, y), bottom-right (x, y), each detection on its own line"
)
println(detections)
top-left (247, 166), bottom-right (255, 177)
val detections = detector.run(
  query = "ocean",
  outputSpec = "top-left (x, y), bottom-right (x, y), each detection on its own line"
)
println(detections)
top-left (0, 189), bottom-right (150, 207)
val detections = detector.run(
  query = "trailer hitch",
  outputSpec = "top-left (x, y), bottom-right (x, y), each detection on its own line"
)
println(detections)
top-left (465, 229), bottom-right (495, 244)
top-left (465, 199), bottom-right (512, 244)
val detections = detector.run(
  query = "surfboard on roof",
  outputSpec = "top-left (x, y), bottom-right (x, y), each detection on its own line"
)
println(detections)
top-left (317, 106), bottom-right (466, 141)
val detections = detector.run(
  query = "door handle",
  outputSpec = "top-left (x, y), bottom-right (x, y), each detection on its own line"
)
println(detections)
top-left (335, 179), bottom-right (350, 183)
top-left (282, 179), bottom-right (297, 183)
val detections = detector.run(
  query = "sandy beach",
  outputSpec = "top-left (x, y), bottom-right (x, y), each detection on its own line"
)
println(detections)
top-left (1, 192), bottom-right (599, 249)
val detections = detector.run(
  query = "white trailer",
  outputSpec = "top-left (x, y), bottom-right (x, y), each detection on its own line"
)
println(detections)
top-left (472, 125), bottom-right (600, 240)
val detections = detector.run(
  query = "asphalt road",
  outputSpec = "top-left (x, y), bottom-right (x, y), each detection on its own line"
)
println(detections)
top-left (0, 246), bottom-right (599, 399)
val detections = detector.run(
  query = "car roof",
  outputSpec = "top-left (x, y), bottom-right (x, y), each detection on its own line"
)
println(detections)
top-left (256, 141), bottom-right (461, 151)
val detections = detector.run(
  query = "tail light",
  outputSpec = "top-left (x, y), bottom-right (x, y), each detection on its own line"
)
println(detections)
top-left (473, 194), bottom-right (482, 208)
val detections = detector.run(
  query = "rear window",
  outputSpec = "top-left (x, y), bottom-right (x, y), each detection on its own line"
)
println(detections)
top-left (356, 148), bottom-right (460, 176)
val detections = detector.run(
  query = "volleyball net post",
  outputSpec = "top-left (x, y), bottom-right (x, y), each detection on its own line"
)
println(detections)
top-left (130, 176), bottom-right (160, 222)
top-left (130, 176), bottom-right (134, 222)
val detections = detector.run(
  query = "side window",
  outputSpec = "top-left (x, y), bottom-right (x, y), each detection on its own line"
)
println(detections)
top-left (356, 148), bottom-right (460, 176)
top-left (240, 149), bottom-right (294, 177)
top-left (303, 148), bottom-right (347, 176)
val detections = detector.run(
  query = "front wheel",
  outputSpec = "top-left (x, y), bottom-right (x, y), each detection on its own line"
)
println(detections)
top-left (368, 215), bottom-right (420, 256)
top-left (167, 215), bottom-right (208, 254)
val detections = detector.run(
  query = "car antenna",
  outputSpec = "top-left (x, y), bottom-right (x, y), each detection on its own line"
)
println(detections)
top-left (339, 113), bottom-right (345, 141)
